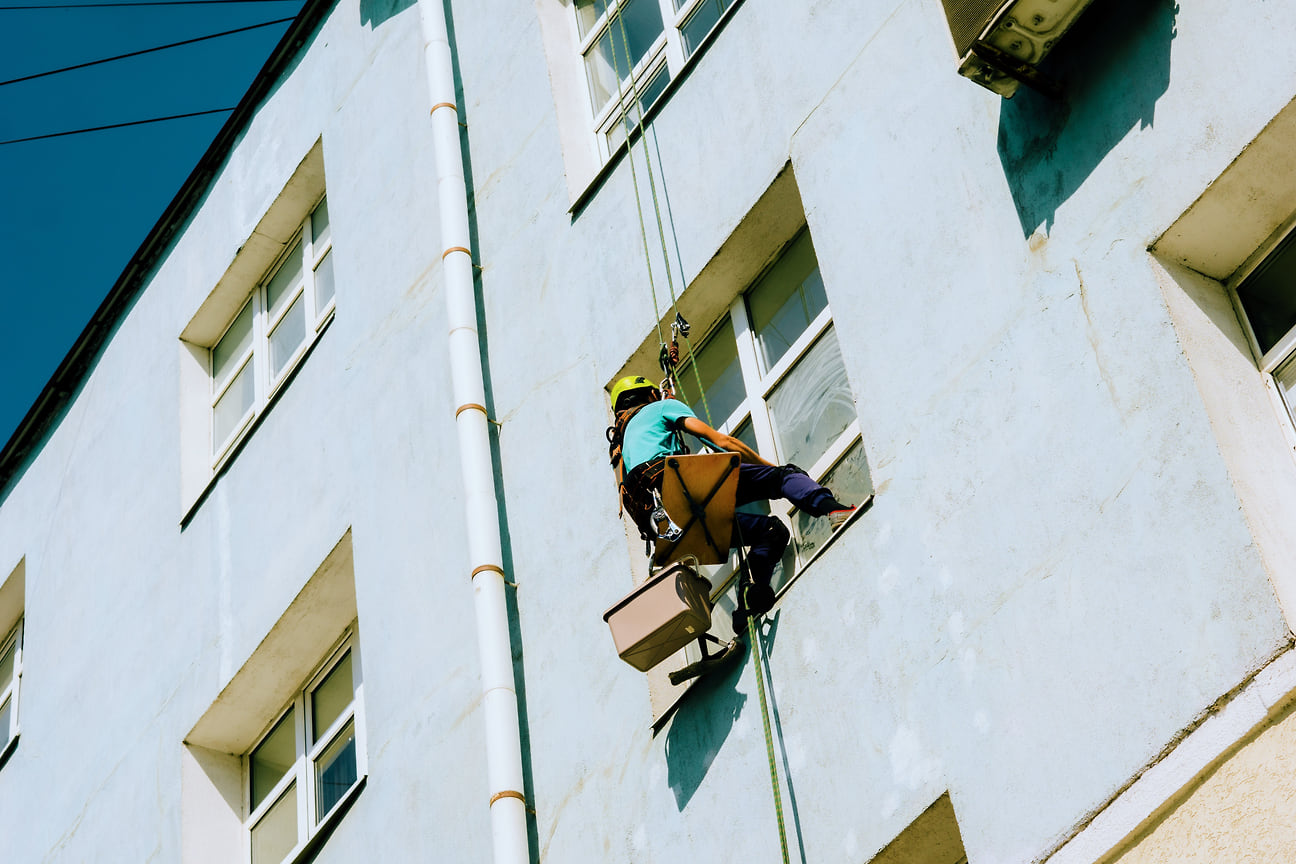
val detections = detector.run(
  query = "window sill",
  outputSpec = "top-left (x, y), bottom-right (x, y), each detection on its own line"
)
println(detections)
top-left (568, 0), bottom-right (749, 217)
top-left (285, 775), bottom-right (366, 864)
top-left (779, 493), bottom-right (872, 591)
top-left (650, 493), bottom-right (873, 732)
top-left (0, 732), bottom-right (18, 771)
top-left (180, 311), bottom-right (335, 529)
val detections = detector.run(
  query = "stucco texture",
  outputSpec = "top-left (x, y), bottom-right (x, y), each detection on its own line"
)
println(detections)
top-left (1109, 698), bottom-right (1296, 864)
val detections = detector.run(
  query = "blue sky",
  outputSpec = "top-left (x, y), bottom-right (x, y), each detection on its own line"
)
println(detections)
top-left (0, 0), bottom-right (304, 448)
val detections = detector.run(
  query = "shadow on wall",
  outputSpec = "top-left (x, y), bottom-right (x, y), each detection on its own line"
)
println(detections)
top-left (664, 611), bottom-right (791, 810)
top-left (997, 0), bottom-right (1177, 237)
top-left (360, 0), bottom-right (416, 28)
top-left (664, 643), bottom-right (750, 809)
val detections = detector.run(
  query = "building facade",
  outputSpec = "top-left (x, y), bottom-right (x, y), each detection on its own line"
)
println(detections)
top-left (4, 0), bottom-right (1296, 861)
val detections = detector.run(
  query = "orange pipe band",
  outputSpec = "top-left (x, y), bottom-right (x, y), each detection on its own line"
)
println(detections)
top-left (490, 790), bottom-right (526, 806)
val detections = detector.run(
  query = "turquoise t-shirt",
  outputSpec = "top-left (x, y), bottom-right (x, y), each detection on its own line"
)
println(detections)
top-left (622, 399), bottom-right (697, 471)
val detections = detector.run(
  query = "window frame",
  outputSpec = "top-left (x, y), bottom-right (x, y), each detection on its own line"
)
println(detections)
top-left (209, 195), bottom-right (336, 467)
top-left (681, 236), bottom-right (862, 484)
top-left (242, 629), bottom-right (365, 864)
top-left (571, 0), bottom-right (742, 160)
top-left (1225, 211), bottom-right (1296, 452)
top-left (0, 618), bottom-right (22, 759)
top-left (669, 229), bottom-right (866, 586)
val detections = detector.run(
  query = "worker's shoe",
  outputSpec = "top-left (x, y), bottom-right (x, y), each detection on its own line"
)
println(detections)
top-left (732, 581), bottom-right (776, 632)
top-left (827, 507), bottom-right (857, 530)
top-left (744, 581), bottom-right (775, 617)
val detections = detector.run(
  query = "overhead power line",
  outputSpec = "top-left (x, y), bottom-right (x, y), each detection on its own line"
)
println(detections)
top-left (0, 1), bottom-right (297, 8)
top-left (0, 16), bottom-right (295, 86)
top-left (0, 107), bottom-right (234, 145)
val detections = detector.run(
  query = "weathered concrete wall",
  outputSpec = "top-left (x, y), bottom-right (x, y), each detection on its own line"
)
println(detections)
top-left (0, 1), bottom-right (494, 861)
top-left (453, 0), bottom-right (1296, 861)
top-left (0, 0), bottom-right (1295, 862)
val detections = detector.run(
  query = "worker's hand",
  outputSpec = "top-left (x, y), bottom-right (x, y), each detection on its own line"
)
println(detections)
top-left (780, 463), bottom-right (808, 479)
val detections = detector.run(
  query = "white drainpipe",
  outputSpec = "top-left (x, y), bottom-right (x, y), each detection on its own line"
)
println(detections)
top-left (416, 2), bottom-right (530, 862)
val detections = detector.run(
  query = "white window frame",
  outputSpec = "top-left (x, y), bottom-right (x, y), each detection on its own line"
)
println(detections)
top-left (242, 630), bottom-right (365, 864)
top-left (210, 195), bottom-right (335, 466)
top-left (645, 233), bottom-right (867, 688)
top-left (571, 0), bottom-right (741, 160)
top-left (1225, 212), bottom-right (1296, 454)
top-left (0, 618), bottom-right (23, 759)
top-left (671, 231), bottom-right (865, 593)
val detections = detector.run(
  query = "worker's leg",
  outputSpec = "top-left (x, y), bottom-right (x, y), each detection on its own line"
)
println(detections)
top-left (732, 511), bottom-right (787, 618)
top-left (733, 511), bottom-right (789, 585)
top-left (735, 463), bottom-right (845, 517)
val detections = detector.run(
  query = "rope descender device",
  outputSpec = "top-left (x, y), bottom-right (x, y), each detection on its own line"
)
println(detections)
top-left (658, 312), bottom-right (691, 396)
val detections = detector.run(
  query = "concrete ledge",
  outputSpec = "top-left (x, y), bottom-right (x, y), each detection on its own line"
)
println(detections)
top-left (1042, 643), bottom-right (1296, 864)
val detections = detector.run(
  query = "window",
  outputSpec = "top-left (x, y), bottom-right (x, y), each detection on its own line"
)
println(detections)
top-left (183, 532), bottom-right (359, 863)
top-left (0, 619), bottom-right (21, 757)
top-left (211, 196), bottom-right (335, 460)
top-left (573, 0), bottom-right (738, 156)
top-left (244, 631), bottom-right (362, 864)
top-left (671, 227), bottom-right (871, 575)
top-left (1234, 223), bottom-right (1296, 431)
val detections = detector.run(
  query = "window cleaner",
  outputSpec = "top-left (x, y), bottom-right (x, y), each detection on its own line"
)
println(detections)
top-left (606, 374), bottom-right (854, 621)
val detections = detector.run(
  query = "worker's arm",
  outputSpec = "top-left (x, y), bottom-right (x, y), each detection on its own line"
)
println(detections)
top-left (679, 416), bottom-right (775, 467)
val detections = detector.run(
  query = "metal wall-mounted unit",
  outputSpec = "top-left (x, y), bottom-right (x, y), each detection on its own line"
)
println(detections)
top-left (941, 0), bottom-right (1098, 97)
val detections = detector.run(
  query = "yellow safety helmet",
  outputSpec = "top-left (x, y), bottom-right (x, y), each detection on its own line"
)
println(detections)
top-left (610, 375), bottom-right (659, 412)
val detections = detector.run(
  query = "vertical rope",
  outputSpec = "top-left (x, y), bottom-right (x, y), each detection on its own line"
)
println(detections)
top-left (608, 8), bottom-right (713, 426)
top-left (605, 6), bottom-right (669, 360)
top-left (605, 15), bottom-right (786, 854)
top-left (748, 613), bottom-right (791, 864)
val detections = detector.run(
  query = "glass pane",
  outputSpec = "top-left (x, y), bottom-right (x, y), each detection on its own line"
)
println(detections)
top-left (250, 709), bottom-right (296, 811)
top-left (680, 0), bottom-right (732, 55)
top-left (733, 417), bottom-right (757, 452)
top-left (575, 0), bottom-right (612, 38)
top-left (767, 327), bottom-right (855, 469)
top-left (212, 360), bottom-right (254, 451)
top-left (211, 300), bottom-right (253, 388)
top-left (269, 294), bottom-right (307, 380)
top-left (311, 651), bottom-right (353, 742)
top-left (310, 197), bottom-right (330, 249)
top-left (673, 318), bottom-right (745, 427)
top-left (0, 696), bottom-right (10, 746)
top-left (313, 250), bottom-right (336, 311)
top-left (1274, 355), bottom-right (1296, 426)
top-left (265, 241), bottom-right (303, 321)
top-left (314, 719), bottom-right (358, 821)
top-left (604, 64), bottom-right (671, 151)
top-left (250, 782), bottom-right (298, 864)
top-left (582, 0), bottom-right (665, 115)
top-left (1237, 229), bottom-right (1296, 354)
top-left (748, 231), bottom-right (828, 372)
top-left (0, 639), bottom-right (14, 694)
top-left (791, 438), bottom-right (872, 561)
top-left (732, 418), bottom-right (772, 518)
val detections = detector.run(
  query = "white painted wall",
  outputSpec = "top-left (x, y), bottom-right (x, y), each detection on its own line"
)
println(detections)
top-left (0, 0), bottom-right (1293, 862)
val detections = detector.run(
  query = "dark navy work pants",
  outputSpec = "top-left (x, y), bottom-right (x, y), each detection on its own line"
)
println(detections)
top-left (732, 464), bottom-right (843, 587)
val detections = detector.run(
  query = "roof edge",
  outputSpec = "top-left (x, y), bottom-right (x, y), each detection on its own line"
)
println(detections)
top-left (0, 0), bottom-right (338, 501)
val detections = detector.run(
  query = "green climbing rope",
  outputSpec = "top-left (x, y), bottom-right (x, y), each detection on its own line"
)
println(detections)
top-left (748, 613), bottom-right (792, 864)
top-left (606, 13), bottom-right (790, 860)
top-left (607, 11), bottom-right (712, 426)
top-left (606, 17), bottom-right (669, 370)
